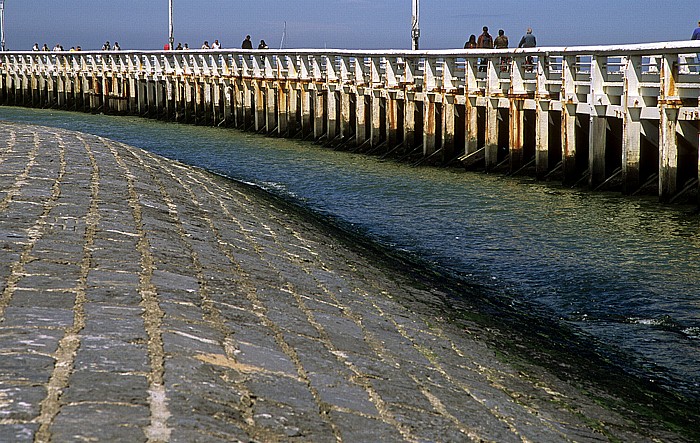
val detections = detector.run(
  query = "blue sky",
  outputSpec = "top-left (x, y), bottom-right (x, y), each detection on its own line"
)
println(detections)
top-left (4, 1), bottom-right (699, 50)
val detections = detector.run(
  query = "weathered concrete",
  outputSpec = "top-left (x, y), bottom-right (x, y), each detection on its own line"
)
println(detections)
top-left (0, 122), bottom-right (694, 442)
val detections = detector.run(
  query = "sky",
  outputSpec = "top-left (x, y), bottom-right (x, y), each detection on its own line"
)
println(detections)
top-left (3, 1), bottom-right (699, 51)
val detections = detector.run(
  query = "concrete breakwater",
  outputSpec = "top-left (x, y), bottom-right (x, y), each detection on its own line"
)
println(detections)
top-left (1, 122), bottom-right (697, 441)
top-left (1, 42), bottom-right (700, 203)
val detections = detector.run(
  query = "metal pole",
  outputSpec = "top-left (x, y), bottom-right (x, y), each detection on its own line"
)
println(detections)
top-left (168, 0), bottom-right (174, 50)
top-left (1, 0), bottom-right (6, 51)
top-left (411, 0), bottom-right (420, 50)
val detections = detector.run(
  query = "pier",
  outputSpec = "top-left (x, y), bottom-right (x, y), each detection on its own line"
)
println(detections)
top-left (1, 42), bottom-right (700, 202)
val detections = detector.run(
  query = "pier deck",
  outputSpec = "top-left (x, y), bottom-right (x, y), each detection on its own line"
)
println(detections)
top-left (0, 123), bottom-right (693, 441)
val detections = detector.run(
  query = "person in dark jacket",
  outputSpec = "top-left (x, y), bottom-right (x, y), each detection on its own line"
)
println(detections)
top-left (518, 28), bottom-right (536, 48)
top-left (692, 21), bottom-right (700, 40)
top-left (241, 35), bottom-right (253, 49)
top-left (476, 26), bottom-right (493, 72)
top-left (494, 29), bottom-right (509, 72)
top-left (518, 28), bottom-right (537, 72)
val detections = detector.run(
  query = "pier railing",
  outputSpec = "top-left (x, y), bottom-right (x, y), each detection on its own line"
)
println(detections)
top-left (2, 42), bottom-right (700, 201)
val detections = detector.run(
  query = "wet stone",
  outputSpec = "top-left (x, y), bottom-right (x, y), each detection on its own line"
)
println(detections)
top-left (51, 404), bottom-right (149, 442)
top-left (0, 328), bottom-right (63, 355)
top-left (0, 424), bottom-right (39, 442)
top-left (0, 385), bottom-right (46, 421)
top-left (1, 307), bottom-right (74, 329)
top-left (0, 353), bottom-right (55, 384)
top-left (61, 371), bottom-right (149, 405)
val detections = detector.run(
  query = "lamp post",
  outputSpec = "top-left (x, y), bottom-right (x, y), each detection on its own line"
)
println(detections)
top-left (411, 0), bottom-right (420, 50)
top-left (168, 0), bottom-right (174, 50)
top-left (0, 0), bottom-right (6, 51)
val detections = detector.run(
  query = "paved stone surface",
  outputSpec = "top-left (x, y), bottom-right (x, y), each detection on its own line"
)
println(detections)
top-left (0, 122), bottom-right (693, 442)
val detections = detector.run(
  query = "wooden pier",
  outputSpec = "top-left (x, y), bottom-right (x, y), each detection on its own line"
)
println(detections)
top-left (2, 42), bottom-right (700, 201)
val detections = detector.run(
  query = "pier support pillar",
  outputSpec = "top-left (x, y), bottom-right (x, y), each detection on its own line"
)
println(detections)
top-left (509, 99), bottom-right (525, 173)
top-left (266, 82), bottom-right (277, 133)
top-left (423, 94), bottom-right (437, 157)
top-left (485, 98), bottom-right (499, 170)
top-left (254, 81), bottom-right (266, 132)
top-left (300, 85), bottom-right (312, 136)
top-left (562, 104), bottom-right (578, 184)
top-left (340, 88), bottom-right (352, 141)
top-left (386, 94), bottom-right (400, 150)
top-left (355, 90), bottom-right (367, 147)
top-left (623, 107), bottom-right (642, 194)
top-left (277, 82), bottom-right (288, 136)
top-left (465, 97), bottom-right (479, 156)
top-left (327, 87), bottom-right (338, 141)
top-left (659, 108), bottom-right (679, 201)
top-left (535, 100), bottom-right (550, 178)
top-left (404, 94), bottom-right (417, 153)
top-left (589, 113), bottom-right (608, 188)
top-left (288, 84), bottom-right (298, 135)
top-left (313, 88), bottom-right (325, 140)
top-left (370, 90), bottom-right (382, 148)
top-left (442, 95), bottom-right (456, 161)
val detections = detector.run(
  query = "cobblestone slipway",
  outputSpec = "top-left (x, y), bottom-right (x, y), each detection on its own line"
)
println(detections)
top-left (0, 122), bottom-right (691, 442)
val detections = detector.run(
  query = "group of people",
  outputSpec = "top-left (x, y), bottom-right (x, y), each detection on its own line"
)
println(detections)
top-left (32, 43), bottom-right (84, 52)
top-left (464, 27), bottom-right (537, 71)
top-left (241, 35), bottom-right (268, 49)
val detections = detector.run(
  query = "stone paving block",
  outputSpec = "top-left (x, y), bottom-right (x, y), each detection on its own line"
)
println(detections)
top-left (305, 371), bottom-right (377, 415)
top-left (0, 328), bottom-right (63, 355)
top-left (161, 327), bottom-right (225, 356)
top-left (1, 307), bottom-right (74, 329)
top-left (0, 423), bottom-right (39, 442)
top-left (74, 337), bottom-right (149, 373)
top-left (329, 410), bottom-right (400, 442)
top-left (0, 353), bottom-right (55, 383)
top-left (82, 304), bottom-right (146, 338)
top-left (14, 274), bottom-right (80, 292)
top-left (151, 269), bottom-right (199, 293)
top-left (0, 384), bottom-right (46, 421)
top-left (85, 269), bottom-right (140, 288)
top-left (234, 340), bottom-right (298, 377)
top-left (51, 403), bottom-right (149, 442)
top-left (84, 286), bottom-right (142, 306)
top-left (10, 288), bottom-right (76, 310)
top-left (62, 371), bottom-right (149, 405)
top-left (252, 397), bottom-right (337, 441)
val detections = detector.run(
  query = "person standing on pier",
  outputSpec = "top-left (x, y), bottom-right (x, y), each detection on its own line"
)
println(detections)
top-left (113, 42), bottom-right (120, 51)
top-left (692, 21), bottom-right (700, 40)
top-left (211, 39), bottom-right (221, 49)
top-left (32, 43), bottom-right (39, 51)
top-left (242, 35), bottom-right (253, 49)
top-left (464, 34), bottom-right (477, 49)
top-left (494, 29), bottom-right (509, 72)
top-left (258, 40), bottom-right (268, 49)
top-left (476, 26), bottom-right (493, 72)
top-left (518, 28), bottom-right (537, 72)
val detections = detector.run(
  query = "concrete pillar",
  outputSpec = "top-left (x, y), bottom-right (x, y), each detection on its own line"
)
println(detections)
top-left (313, 87), bottom-right (325, 140)
top-left (327, 87), bottom-right (338, 140)
top-left (300, 85), bottom-right (312, 136)
top-left (288, 85), bottom-right (299, 135)
top-left (370, 90), bottom-right (382, 147)
top-left (659, 108), bottom-right (679, 201)
top-left (465, 97), bottom-right (479, 156)
top-left (266, 82), bottom-right (277, 133)
top-left (535, 100), bottom-right (550, 178)
top-left (589, 113), bottom-right (608, 188)
top-left (404, 95), bottom-right (416, 153)
top-left (386, 95), bottom-right (400, 149)
top-left (340, 89), bottom-right (352, 141)
top-left (254, 81), bottom-right (265, 131)
top-left (562, 104), bottom-right (578, 184)
top-left (485, 99), bottom-right (499, 169)
top-left (355, 91), bottom-right (367, 147)
top-left (442, 95), bottom-right (456, 161)
top-left (423, 96), bottom-right (437, 156)
top-left (277, 82), bottom-right (288, 135)
top-left (509, 99), bottom-right (525, 173)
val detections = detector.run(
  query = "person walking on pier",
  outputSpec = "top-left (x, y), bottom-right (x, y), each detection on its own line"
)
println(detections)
top-left (211, 39), bottom-right (221, 49)
top-left (32, 43), bottom-right (39, 51)
top-left (242, 35), bottom-right (253, 49)
top-left (258, 40), bottom-right (269, 49)
top-left (201, 41), bottom-right (210, 49)
top-left (113, 42), bottom-right (121, 51)
top-left (102, 41), bottom-right (110, 51)
top-left (41, 43), bottom-right (49, 51)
